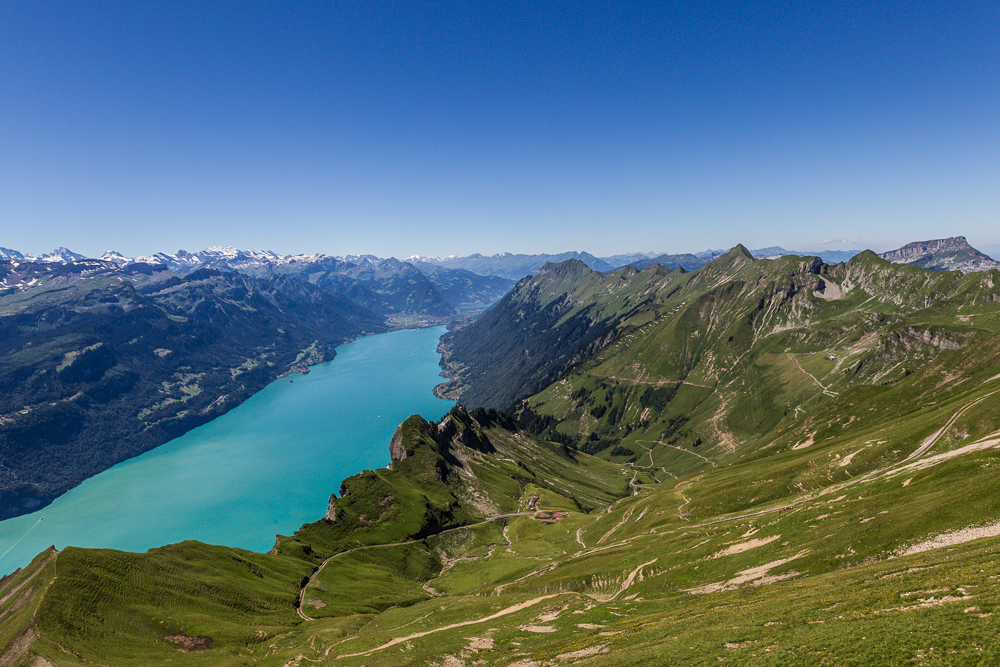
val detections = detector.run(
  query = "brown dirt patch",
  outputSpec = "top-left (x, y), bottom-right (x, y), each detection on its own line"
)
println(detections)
top-left (519, 625), bottom-right (557, 633)
top-left (467, 635), bottom-right (494, 650)
top-left (896, 521), bottom-right (1000, 557)
top-left (536, 604), bottom-right (568, 622)
top-left (555, 645), bottom-right (609, 660)
top-left (792, 436), bottom-right (815, 451)
top-left (712, 535), bottom-right (780, 559)
top-left (166, 634), bottom-right (212, 652)
top-left (0, 627), bottom-right (37, 667)
top-left (687, 551), bottom-right (808, 594)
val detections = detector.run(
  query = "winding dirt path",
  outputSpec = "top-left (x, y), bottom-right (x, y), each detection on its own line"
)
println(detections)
top-left (635, 439), bottom-right (716, 467)
top-left (493, 563), bottom-right (560, 595)
top-left (333, 557), bottom-right (659, 658)
top-left (814, 389), bottom-right (1000, 500)
top-left (598, 375), bottom-right (715, 390)
top-left (597, 506), bottom-right (635, 545)
top-left (608, 558), bottom-right (657, 601)
top-left (788, 354), bottom-right (839, 397)
top-left (297, 538), bottom-right (427, 621)
top-left (677, 491), bottom-right (691, 519)
top-left (297, 513), bottom-right (536, 621)
top-left (334, 593), bottom-right (566, 659)
top-left (899, 391), bottom-right (999, 464)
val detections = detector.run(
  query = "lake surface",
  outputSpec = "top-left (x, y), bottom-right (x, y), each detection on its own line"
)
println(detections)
top-left (0, 326), bottom-right (454, 574)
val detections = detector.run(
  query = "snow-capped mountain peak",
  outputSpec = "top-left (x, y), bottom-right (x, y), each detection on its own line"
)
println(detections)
top-left (204, 245), bottom-right (241, 257)
top-left (100, 251), bottom-right (132, 266)
top-left (37, 247), bottom-right (87, 263)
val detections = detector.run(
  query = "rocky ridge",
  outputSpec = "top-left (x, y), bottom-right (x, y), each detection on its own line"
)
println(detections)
top-left (878, 236), bottom-right (1000, 273)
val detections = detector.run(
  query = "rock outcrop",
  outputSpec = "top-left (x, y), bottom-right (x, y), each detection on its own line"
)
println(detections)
top-left (879, 236), bottom-right (1000, 273)
top-left (389, 425), bottom-right (408, 463)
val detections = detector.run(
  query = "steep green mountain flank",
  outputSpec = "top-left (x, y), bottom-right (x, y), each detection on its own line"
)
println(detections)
top-left (0, 260), bottom-right (384, 520)
top-left (281, 407), bottom-right (628, 559)
top-left (878, 235), bottom-right (1000, 273)
top-left (438, 259), bottom-right (691, 409)
top-left (7, 333), bottom-right (1000, 665)
top-left (442, 249), bottom-right (1000, 473)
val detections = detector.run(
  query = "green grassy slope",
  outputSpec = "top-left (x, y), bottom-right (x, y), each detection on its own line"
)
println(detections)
top-left (519, 250), bottom-right (1000, 471)
top-left (438, 259), bottom-right (691, 408)
top-left (260, 332), bottom-right (1000, 666)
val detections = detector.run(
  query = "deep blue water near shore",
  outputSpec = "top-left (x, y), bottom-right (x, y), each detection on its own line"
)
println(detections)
top-left (0, 326), bottom-right (454, 574)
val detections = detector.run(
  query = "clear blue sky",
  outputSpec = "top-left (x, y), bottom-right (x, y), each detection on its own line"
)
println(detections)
top-left (2, 1), bottom-right (997, 259)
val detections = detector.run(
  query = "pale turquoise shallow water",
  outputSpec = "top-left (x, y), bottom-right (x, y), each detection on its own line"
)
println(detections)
top-left (0, 326), bottom-right (454, 574)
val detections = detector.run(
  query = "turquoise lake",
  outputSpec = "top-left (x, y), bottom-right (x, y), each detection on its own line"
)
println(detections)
top-left (0, 326), bottom-right (454, 574)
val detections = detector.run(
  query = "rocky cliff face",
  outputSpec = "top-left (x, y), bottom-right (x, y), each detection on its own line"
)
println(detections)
top-left (878, 236), bottom-right (1000, 273)
top-left (388, 424), bottom-right (408, 464)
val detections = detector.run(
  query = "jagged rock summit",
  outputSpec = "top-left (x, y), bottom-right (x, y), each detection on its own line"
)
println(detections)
top-left (878, 236), bottom-right (1000, 273)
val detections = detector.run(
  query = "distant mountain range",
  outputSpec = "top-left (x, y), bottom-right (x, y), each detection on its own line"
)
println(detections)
top-left (407, 251), bottom-right (620, 281)
top-left (0, 246), bottom-right (87, 264)
top-left (2, 236), bottom-right (995, 326)
top-left (1, 246), bottom-right (515, 316)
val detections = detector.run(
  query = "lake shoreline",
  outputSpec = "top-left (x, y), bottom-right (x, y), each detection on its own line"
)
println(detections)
top-left (0, 326), bottom-right (455, 576)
